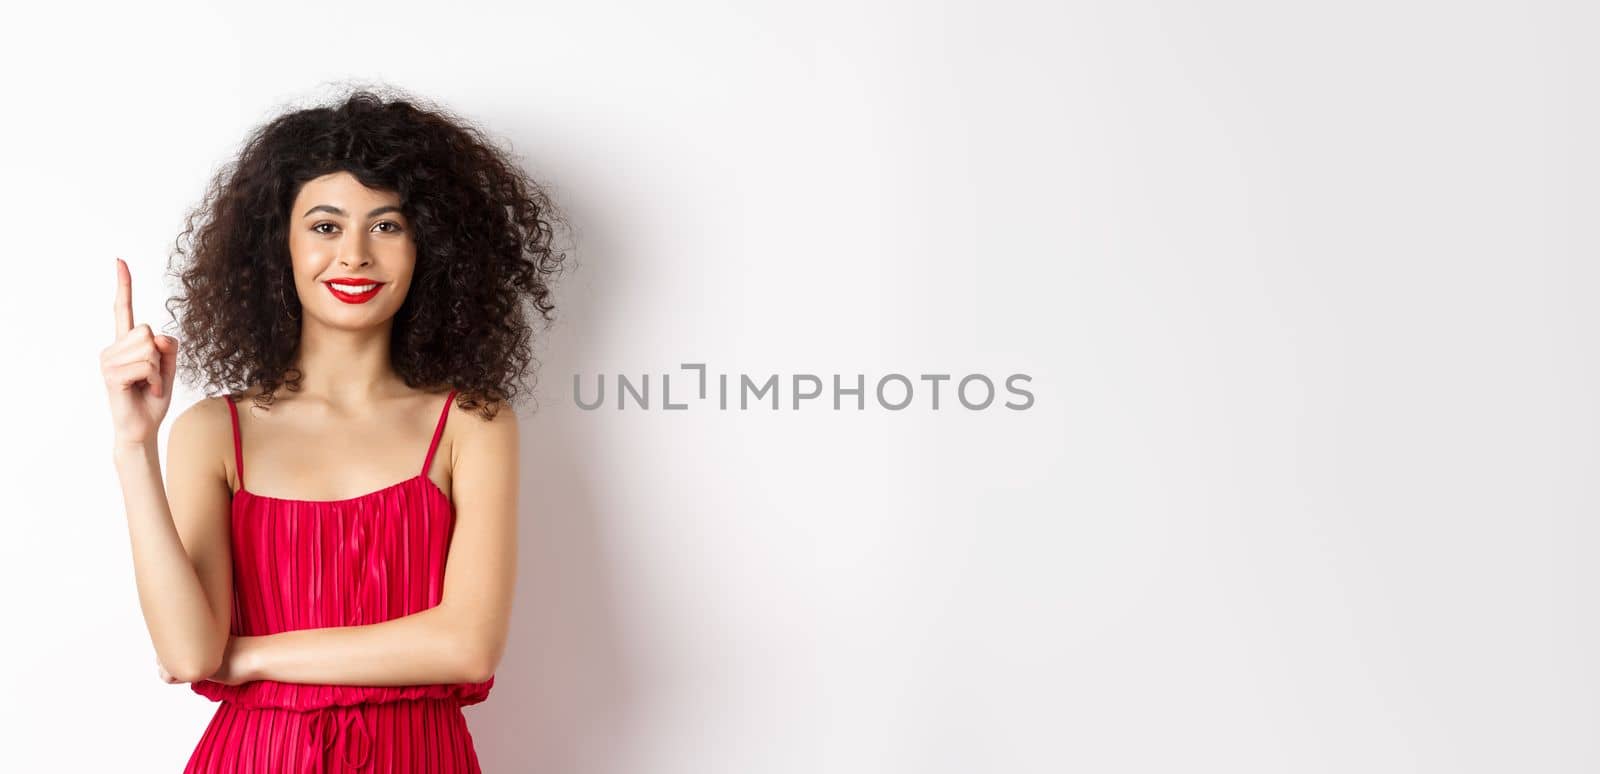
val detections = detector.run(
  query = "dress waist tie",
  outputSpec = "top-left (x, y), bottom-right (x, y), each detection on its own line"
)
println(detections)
top-left (305, 704), bottom-right (372, 772)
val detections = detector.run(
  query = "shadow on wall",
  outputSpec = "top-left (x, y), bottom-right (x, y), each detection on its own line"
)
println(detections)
top-left (467, 175), bottom-right (642, 774)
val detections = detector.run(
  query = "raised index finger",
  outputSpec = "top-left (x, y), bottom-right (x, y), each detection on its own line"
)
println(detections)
top-left (114, 257), bottom-right (133, 338)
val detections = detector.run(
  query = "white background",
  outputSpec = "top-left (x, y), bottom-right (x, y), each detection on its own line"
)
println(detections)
top-left (0, 1), bottom-right (1593, 772)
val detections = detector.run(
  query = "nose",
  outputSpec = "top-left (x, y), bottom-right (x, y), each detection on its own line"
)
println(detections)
top-left (337, 233), bottom-right (373, 269)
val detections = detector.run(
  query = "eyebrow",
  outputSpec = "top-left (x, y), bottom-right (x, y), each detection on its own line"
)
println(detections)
top-left (302, 204), bottom-right (404, 219)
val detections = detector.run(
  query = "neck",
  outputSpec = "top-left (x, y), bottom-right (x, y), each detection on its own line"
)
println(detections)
top-left (288, 315), bottom-right (403, 405)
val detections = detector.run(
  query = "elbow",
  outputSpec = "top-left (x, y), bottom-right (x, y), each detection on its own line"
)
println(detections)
top-left (169, 666), bottom-right (209, 684)
top-left (165, 636), bottom-right (226, 684)
top-left (442, 605), bottom-right (503, 683)
top-left (456, 639), bottom-right (500, 684)
top-left (166, 652), bottom-right (221, 684)
top-left (459, 650), bottom-right (496, 684)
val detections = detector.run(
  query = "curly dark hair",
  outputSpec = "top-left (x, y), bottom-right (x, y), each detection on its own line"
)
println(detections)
top-left (162, 85), bottom-right (570, 419)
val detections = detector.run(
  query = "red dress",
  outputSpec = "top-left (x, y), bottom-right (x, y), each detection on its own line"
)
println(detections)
top-left (185, 388), bottom-right (495, 772)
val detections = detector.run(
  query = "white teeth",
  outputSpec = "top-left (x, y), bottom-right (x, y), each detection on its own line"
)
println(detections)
top-left (330, 283), bottom-right (378, 294)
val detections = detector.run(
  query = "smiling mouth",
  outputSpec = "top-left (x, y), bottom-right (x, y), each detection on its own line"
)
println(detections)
top-left (324, 281), bottom-right (384, 303)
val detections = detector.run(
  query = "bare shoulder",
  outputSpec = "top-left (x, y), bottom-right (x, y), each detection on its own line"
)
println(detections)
top-left (445, 394), bottom-right (519, 470)
top-left (448, 393), bottom-right (515, 422)
top-left (167, 395), bottom-right (236, 493)
top-left (169, 395), bottom-right (230, 451)
top-left (448, 394), bottom-right (518, 431)
top-left (442, 394), bottom-right (518, 521)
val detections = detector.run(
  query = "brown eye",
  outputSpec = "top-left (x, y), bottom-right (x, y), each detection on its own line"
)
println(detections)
top-left (374, 221), bottom-right (403, 233)
top-left (313, 222), bottom-right (337, 234)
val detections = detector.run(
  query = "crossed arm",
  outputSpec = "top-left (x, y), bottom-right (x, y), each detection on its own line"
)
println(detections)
top-left (205, 403), bottom-right (519, 688)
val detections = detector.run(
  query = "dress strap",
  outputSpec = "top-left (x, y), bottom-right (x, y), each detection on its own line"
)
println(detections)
top-left (224, 394), bottom-right (245, 490)
top-left (421, 389), bottom-right (458, 477)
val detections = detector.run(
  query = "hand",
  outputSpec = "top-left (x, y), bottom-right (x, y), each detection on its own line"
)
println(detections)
top-left (101, 257), bottom-right (180, 449)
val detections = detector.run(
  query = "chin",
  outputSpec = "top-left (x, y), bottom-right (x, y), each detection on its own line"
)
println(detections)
top-left (310, 308), bottom-right (397, 331)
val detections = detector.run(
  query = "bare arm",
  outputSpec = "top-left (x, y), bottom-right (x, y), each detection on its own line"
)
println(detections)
top-left (116, 402), bottom-right (235, 683)
top-left (225, 401), bottom-right (518, 686)
top-left (104, 258), bottom-right (233, 684)
top-left (229, 606), bottom-right (479, 686)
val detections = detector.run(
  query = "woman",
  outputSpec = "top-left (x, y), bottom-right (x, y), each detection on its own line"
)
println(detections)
top-left (101, 87), bottom-right (568, 772)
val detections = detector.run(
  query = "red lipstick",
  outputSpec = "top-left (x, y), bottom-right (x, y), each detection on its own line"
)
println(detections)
top-left (323, 278), bottom-right (385, 304)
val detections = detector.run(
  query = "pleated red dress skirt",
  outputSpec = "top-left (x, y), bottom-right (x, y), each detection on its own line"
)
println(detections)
top-left (185, 389), bottom-right (495, 773)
